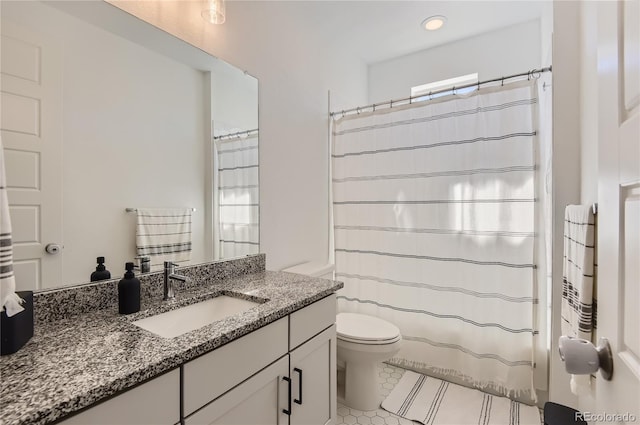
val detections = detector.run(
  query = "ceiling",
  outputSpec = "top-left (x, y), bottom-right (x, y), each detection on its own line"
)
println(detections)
top-left (254, 1), bottom-right (547, 65)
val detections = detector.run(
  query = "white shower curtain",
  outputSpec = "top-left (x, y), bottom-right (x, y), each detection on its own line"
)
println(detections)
top-left (216, 134), bottom-right (259, 258)
top-left (332, 81), bottom-right (539, 400)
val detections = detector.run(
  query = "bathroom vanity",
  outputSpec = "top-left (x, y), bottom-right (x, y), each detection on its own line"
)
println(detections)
top-left (0, 255), bottom-right (342, 425)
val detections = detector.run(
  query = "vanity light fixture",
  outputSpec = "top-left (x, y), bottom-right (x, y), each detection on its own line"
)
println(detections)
top-left (422, 15), bottom-right (447, 31)
top-left (202, 0), bottom-right (226, 25)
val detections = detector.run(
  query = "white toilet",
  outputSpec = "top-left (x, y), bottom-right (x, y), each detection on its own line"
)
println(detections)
top-left (282, 261), bottom-right (402, 411)
top-left (336, 313), bottom-right (402, 411)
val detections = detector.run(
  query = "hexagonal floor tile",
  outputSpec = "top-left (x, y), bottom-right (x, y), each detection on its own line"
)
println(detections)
top-left (357, 416), bottom-right (372, 425)
top-left (384, 416), bottom-right (399, 425)
top-left (371, 416), bottom-right (385, 425)
top-left (344, 415), bottom-right (357, 425)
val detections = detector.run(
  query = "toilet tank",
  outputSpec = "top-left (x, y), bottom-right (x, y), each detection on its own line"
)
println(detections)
top-left (282, 260), bottom-right (335, 280)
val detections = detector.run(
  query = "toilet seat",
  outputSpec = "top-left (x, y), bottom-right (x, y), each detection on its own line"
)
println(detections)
top-left (337, 313), bottom-right (401, 345)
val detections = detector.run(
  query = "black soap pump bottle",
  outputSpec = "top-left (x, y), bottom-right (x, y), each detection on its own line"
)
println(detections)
top-left (90, 257), bottom-right (111, 282)
top-left (118, 262), bottom-right (140, 315)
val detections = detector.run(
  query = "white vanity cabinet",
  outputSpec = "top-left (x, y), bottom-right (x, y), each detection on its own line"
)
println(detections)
top-left (185, 294), bottom-right (337, 425)
top-left (57, 294), bottom-right (337, 425)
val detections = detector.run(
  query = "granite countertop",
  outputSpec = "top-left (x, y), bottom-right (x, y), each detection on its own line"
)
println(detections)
top-left (0, 271), bottom-right (343, 425)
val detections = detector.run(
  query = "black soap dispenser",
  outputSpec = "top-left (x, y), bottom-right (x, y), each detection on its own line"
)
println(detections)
top-left (118, 262), bottom-right (140, 315)
top-left (90, 257), bottom-right (111, 282)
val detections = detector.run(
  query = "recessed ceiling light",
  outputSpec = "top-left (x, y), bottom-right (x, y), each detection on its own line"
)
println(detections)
top-left (422, 15), bottom-right (447, 31)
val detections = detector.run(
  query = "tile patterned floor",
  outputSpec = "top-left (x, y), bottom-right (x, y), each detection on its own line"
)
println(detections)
top-left (336, 363), bottom-right (415, 425)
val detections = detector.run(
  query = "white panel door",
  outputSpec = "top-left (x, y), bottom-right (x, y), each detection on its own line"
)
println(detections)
top-left (596, 0), bottom-right (640, 421)
top-left (1, 21), bottom-right (63, 289)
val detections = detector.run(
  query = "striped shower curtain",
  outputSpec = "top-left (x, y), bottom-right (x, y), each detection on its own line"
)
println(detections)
top-left (216, 133), bottom-right (259, 259)
top-left (332, 81), bottom-right (538, 400)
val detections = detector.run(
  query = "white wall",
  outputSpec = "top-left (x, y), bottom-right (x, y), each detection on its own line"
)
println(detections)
top-left (3, 2), bottom-right (208, 284)
top-left (549, 0), bottom-right (582, 409)
top-left (211, 64), bottom-right (258, 136)
top-left (109, 1), bottom-right (369, 271)
top-left (368, 20), bottom-right (542, 104)
top-left (579, 2), bottom-right (599, 206)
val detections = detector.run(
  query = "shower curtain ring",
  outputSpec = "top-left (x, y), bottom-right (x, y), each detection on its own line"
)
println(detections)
top-left (357, 107), bottom-right (361, 114)
top-left (501, 77), bottom-right (505, 86)
top-left (453, 86), bottom-right (456, 95)
top-left (341, 110), bottom-right (345, 118)
top-left (428, 91), bottom-right (432, 100)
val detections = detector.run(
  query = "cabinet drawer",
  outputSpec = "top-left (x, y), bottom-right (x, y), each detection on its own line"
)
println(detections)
top-left (58, 369), bottom-right (179, 425)
top-left (289, 294), bottom-right (335, 350)
top-left (183, 317), bottom-right (288, 416)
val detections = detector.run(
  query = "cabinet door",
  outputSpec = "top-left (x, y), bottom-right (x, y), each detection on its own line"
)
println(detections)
top-left (290, 325), bottom-right (336, 425)
top-left (185, 356), bottom-right (290, 425)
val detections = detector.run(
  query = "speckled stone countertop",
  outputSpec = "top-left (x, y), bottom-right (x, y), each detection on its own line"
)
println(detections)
top-left (0, 270), bottom-right (343, 425)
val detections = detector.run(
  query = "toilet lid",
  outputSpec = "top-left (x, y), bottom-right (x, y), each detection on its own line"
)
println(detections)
top-left (336, 313), bottom-right (401, 343)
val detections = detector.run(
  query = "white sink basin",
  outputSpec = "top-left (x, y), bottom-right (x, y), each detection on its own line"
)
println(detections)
top-left (132, 295), bottom-right (261, 338)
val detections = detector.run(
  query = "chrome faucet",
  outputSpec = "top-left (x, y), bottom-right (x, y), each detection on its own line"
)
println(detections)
top-left (163, 261), bottom-right (188, 301)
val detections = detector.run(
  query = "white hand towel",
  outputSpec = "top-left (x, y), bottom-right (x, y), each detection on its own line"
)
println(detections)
top-left (0, 138), bottom-right (25, 317)
top-left (570, 375), bottom-right (591, 396)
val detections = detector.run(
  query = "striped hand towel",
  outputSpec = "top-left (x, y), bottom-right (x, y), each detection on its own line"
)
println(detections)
top-left (561, 205), bottom-right (596, 339)
top-left (1, 140), bottom-right (25, 317)
top-left (561, 205), bottom-right (596, 395)
top-left (135, 208), bottom-right (193, 270)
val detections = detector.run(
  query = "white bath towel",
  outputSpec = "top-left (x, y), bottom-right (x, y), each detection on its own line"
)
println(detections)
top-left (135, 208), bottom-right (193, 270)
top-left (561, 204), bottom-right (596, 394)
top-left (0, 138), bottom-right (24, 317)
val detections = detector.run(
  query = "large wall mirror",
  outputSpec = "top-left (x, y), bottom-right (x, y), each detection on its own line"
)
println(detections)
top-left (1, 0), bottom-right (259, 290)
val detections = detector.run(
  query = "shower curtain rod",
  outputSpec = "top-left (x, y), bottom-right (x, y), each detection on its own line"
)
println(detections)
top-left (213, 128), bottom-right (259, 142)
top-left (330, 66), bottom-right (552, 118)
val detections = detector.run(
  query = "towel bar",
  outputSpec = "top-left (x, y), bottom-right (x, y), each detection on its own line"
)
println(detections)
top-left (125, 207), bottom-right (196, 213)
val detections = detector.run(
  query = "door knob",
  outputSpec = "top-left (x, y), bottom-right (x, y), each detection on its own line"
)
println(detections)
top-left (45, 243), bottom-right (62, 255)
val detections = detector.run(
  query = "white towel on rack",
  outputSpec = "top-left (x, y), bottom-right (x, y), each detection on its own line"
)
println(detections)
top-left (562, 204), bottom-right (596, 395)
top-left (0, 140), bottom-right (24, 317)
top-left (135, 208), bottom-right (193, 270)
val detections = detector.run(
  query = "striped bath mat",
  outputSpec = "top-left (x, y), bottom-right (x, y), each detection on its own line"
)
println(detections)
top-left (381, 371), bottom-right (541, 425)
